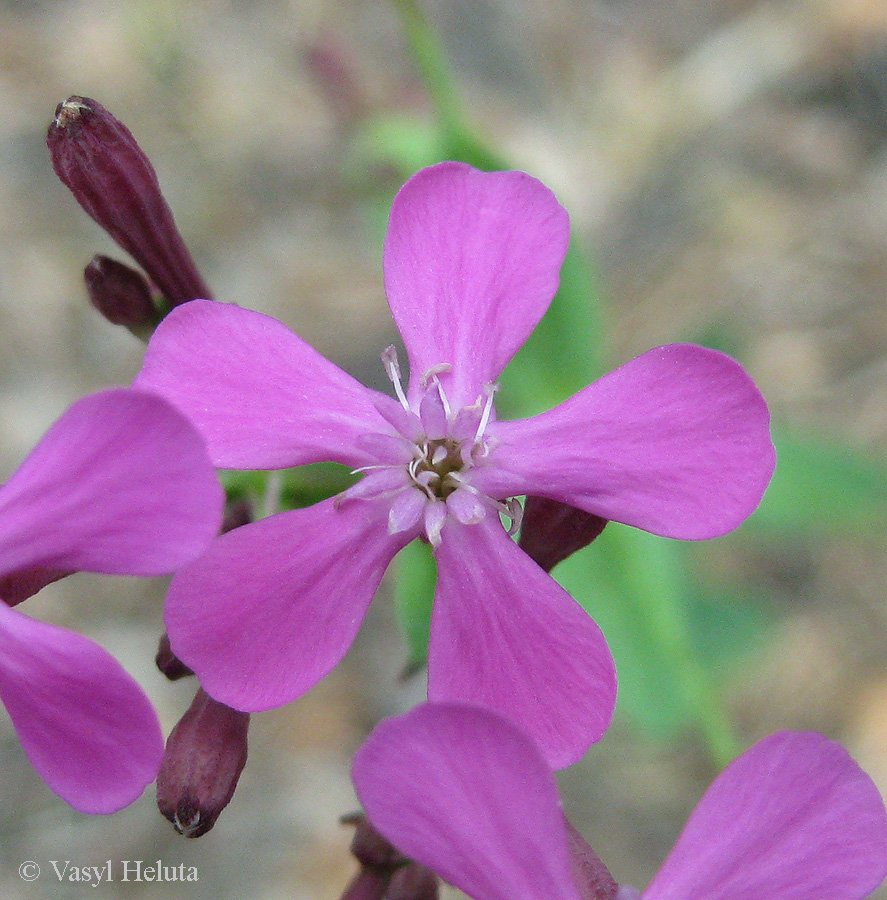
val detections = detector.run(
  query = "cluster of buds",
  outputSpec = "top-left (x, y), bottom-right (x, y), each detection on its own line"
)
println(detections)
top-left (340, 815), bottom-right (439, 900)
top-left (48, 97), bottom-right (253, 837)
top-left (47, 96), bottom-right (212, 336)
top-left (153, 498), bottom-right (256, 836)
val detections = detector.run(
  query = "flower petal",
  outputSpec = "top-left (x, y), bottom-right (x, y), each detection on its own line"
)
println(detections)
top-left (135, 300), bottom-right (399, 469)
top-left (165, 497), bottom-right (412, 711)
top-left (0, 601), bottom-right (163, 813)
top-left (428, 516), bottom-right (616, 769)
top-left (643, 731), bottom-right (887, 900)
top-left (480, 344), bottom-right (775, 540)
top-left (0, 388), bottom-right (223, 580)
top-left (384, 162), bottom-right (570, 409)
top-left (352, 703), bottom-right (582, 900)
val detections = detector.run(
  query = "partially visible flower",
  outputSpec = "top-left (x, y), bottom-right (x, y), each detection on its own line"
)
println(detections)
top-left (352, 703), bottom-right (887, 900)
top-left (47, 96), bottom-right (212, 312)
top-left (135, 162), bottom-right (774, 768)
top-left (0, 389), bottom-right (224, 813)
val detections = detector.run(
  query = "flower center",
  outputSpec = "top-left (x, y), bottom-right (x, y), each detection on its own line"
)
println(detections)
top-left (410, 437), bottom-right (466, 500)
top-left (337, 347), bottom-right (520, 547)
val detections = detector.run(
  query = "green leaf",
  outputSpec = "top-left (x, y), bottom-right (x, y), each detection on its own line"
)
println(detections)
top-left (751, 428), bottom-right (887, 538)
top-left (554, 526), bottom-right (740, 766)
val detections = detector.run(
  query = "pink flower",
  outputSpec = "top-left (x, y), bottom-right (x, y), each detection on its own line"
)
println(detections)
top-left (0, 389), bottom-right (224, 813)
top-left (135, 161), bottom-right (774, 768)
top-left (352, 703), bottom-right (887, 900)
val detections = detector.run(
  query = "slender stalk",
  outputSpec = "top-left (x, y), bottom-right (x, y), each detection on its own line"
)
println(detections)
top-left (390, 0), bottom-right (464, 136)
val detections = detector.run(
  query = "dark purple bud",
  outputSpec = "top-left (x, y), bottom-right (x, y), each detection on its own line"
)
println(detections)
top-left (221, 496), bottom-right (254, 533)
top-left (387, 864), bottom-right (440, 900)
top-left (84, 255), bottom-right (160, 336)
top-left (0, 567), bottom-right (71, 607)
top-left (563, 817), bottom-right (619, 900)
top-left (518, 496), bottom-right (608, 573)
top-left (155, 632), bottom-right (194, 680)
top-left (339, 868), bottom-right (391, 900)
top-left (47, 96), bottom-right (212, 307)
top-left (304, 34), bottom-right (370, 126)
top-left (342, 813), bottom-right (407, 871)
top-left (156, 689), bottom-right (249, 837)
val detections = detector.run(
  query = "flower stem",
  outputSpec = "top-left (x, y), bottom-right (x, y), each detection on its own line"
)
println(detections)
top-left (608, 528), bottom-right (741, 770)
top-left (391, 0), bottom-right (464, 138)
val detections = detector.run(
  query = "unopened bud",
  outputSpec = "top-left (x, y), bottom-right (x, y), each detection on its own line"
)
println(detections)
top-left (156, 689), bottom-right (249, 837)
top-left (342, 813), bottom-right (406, 870)
top-left (564, 817), bottom-right (619, 900)
top-left (339, 868), bottom-right (391, 900)
top-left (48, 96), bottom-right (212, 307)
top-left (0, 566), bottom-right (70, 607)
top-left (84, 255), bottom-right (160, 336)
top-left (518, 496), bottom-right (607, 573)
top-left (155, 632), bottom-right (194, 680)
top-left (387, 864), bottom-right (439, 900)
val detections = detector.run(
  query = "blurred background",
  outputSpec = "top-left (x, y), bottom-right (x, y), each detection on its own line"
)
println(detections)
top-left (2, 0), bottom-right (887, 897)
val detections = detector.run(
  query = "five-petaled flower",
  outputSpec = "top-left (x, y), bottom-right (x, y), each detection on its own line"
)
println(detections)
top-left (352, 703), bottom-right (887, 900)
top-left (135, 161), bottom-right (775, 768)
top-left (0, 389), bottom-right (223, 813)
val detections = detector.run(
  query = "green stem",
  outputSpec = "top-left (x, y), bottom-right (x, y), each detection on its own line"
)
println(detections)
top-left (609, 529), bottom-right (741, 769)
top-left (391, 0), bottom-right (464, 136)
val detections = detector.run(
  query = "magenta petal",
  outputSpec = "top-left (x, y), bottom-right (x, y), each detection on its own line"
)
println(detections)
top-left (481, 344), bottom-right (775, 539)
top-left (384, 162), bottom-right (570, 409)
top-left (644, 731), bottom-right (887, 900)
top-left (165, 497), bottom-right (411, 711)
top-left (0, 388), bottom-right (223, 578)
top-left (428, 517), bottom-right (616, 769)
top-left (352, 703), bottom-right (581, 900)
top-left (0, 602), bottom-right (163, 813)
top-left (135, 300), bottom-right (399, 469)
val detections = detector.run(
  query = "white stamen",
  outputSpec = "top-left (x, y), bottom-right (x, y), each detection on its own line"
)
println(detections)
top-left (381, 345), bottom-right (410, 411)
top-left (474, 382), bottom-right (500, 443)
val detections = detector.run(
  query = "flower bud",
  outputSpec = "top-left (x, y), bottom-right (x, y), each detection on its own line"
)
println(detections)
top-left (342, 812), bottom-right (407, 870)
top-left (47, 96), bottom-right (212, 307)
top-left (564, 817), bottom-right (619, 900)
top-left (156, 689), bottom-right (249, 837)
top-left (518, 496), bottom-right (607, 572)
top-left (155, 632), bottom-right (194, 680)
top-left (387, 864), bottom-right (439, 900)
top-left (84, 255), bottom-right (160, 337)
top-left (339, 868), bottom-right (390, 900)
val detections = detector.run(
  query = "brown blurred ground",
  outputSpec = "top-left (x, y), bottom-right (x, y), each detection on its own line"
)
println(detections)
top-left (1, 1), bottom-right (887, 898)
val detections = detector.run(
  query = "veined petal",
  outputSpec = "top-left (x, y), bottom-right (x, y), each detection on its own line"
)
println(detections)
top-left (352, 703), bottom-right (582, 900)
top-left (0, 602), bottom-right (163, 814)
top-left (428, 516), bottom-right (616, 769)
top-left (643, 732), bottom-right (887, 900)
top-left (0, 388), bottom-right (223, 581)
top-left (165, 497), bottom-right (412, 712)
top-left (480, 344), bottom-right (775, 540)
top-left (384, 163), bottom-right (570, 410)
top-left (135, 300), bottom-right (400, 469)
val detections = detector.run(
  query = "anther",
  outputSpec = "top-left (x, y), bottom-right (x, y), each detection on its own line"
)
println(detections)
top-left (381, 346), bottom-right (410, 411)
